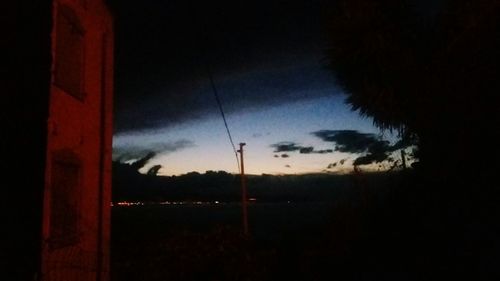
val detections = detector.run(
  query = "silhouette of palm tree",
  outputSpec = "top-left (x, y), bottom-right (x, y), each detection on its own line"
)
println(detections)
top-left (325, 0), bottom-right (499, 179)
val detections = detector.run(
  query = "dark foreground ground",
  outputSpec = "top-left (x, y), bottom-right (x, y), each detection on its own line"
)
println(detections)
top-left (112, 202), bottom-right (337, 281)
top-left (111, 172), bottom-right (500, 281)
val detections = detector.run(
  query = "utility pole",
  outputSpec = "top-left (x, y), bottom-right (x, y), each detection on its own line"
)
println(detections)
top-left (238, 143), bottom-right (249, 236)
top-left (400, 149), bottom-right (407, 169)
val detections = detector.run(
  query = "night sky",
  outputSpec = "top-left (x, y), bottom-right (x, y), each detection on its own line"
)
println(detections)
top-left (110, 0), bottom-right (402, 175)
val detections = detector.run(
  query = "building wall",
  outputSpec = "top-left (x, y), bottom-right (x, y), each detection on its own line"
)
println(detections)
top-left (41, 0), bottom-right (113, 280)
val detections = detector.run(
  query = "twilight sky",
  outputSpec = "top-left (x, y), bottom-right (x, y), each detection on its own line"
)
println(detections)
top-left (110, 0), bottom-right (405, 175)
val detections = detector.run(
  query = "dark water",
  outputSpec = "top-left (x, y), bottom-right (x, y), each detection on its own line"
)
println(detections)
top-left (112, 202), bottom-right (336, 242)
top-left (111, 202), bottom-right (342, 281)
top-left (111, 173), bottom-right (500, 280)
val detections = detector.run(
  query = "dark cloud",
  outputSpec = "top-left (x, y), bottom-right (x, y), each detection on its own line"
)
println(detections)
top-left (113, 139), bottom-right (195, 161)
top-left (326, 157), bottom-right (350, 169)
top-left (351, 136), bottom-right (412, 166)
top-left (299, 146), bottom-right (314, 154)
top-left (109, 0), bottom-right (339, 133)
top-left (313, 129), bottom-right (415, 166)
top-left (300, 147), bottom-right (333, 154)
top-left (272, 142), bottom-right (334, 155)
top-left (315, 149), bottom-right (334, 154)
top-left (272, 142), bottom-right (303, 153)
top-left (353, 152), bottom-right (388, 166)
top-left (281, 154), bottom-right (290, 158)
top-left (114, 60), bottom-right (340, 133)
top-left (312, 130), bottom-right (380, 153)
top-left (327, 162), bottom-right (337, 169)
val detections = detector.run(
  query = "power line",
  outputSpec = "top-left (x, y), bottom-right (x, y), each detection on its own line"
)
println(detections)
top-left (206, 65), bottom-right (241, 173)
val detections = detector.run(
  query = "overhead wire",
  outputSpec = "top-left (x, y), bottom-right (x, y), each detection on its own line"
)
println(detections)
top-left (206, 65), bottom-right (241, 173)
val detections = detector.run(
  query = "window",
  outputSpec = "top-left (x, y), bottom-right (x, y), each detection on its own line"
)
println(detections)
top-left (49, 150), bottom-right (81, 249)
top-left (54, 5), bottom-right (85, 100)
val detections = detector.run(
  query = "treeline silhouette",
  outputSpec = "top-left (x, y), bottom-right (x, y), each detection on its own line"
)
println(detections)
top-left (112, 158), bottom-right (406, 204)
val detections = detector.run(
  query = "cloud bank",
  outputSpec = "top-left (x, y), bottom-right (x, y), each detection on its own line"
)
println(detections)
top-left (271, 141), bottom-right (334, 156)
top-left (312, 130), bottom-right (415, 166)
top-left (113, 139), bottom-right (195, 162)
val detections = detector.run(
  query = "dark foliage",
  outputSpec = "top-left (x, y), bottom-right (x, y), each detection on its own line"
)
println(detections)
top-left (147, 164), bottom-right (162, 176)
top-left (325, 1), bottom-right (500, 277)
top-left (130, 151), bottom-right (155, 171)
top-left (326, 0), bottom-right (499, 180)
top-left (313, 130), bottom-right (379, 153)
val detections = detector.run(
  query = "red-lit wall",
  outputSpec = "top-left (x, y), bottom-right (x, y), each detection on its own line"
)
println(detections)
top-left (41, 0), bottom-right (113, 280)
